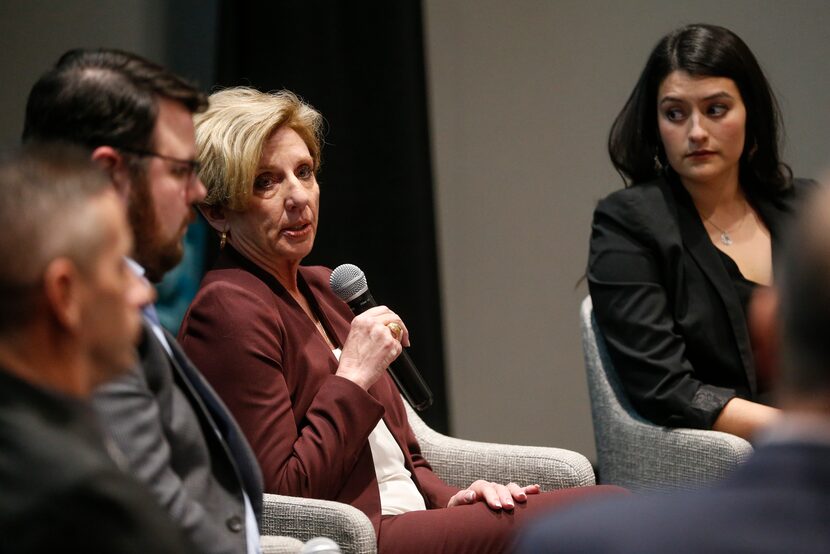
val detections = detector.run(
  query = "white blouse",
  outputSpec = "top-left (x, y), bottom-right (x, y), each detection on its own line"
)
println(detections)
top-left (333, 348), bottom-right (426, 515)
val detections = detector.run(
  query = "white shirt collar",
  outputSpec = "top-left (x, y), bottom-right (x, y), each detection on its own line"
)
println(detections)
top-left (125, 257), bottom-right (146, 278)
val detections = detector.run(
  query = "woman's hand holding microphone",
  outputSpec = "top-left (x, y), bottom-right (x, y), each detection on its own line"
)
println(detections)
top-left (336, 306), bottom-right (409, 390)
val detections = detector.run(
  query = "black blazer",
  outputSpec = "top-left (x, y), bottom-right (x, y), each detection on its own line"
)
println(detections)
top-left (587, 176), bottom-right (810, 429)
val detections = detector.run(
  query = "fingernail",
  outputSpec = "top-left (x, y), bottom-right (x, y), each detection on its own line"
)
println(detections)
top-left (504, 501), bottom-right (514, 509)
top-left (465, 491), bottom-right (475, 502)
top-left (518, 493), bottom-right (527, 500)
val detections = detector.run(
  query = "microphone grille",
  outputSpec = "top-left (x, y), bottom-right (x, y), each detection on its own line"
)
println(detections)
top-left (330, 264), bottom-right (368, 303)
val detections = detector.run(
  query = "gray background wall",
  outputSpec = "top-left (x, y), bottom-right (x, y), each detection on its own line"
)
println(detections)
top-left (0, 1), bottom-right (166, 148)
top-left (3, 1), bottom-right (829, 461)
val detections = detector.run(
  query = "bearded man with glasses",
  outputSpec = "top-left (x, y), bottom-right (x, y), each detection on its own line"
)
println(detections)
top-left (23, 49), bottom-right (265, 554)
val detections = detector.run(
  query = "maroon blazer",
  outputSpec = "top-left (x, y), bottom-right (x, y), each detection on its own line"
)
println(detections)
top-left (179, 247), bottom-right (458, 533)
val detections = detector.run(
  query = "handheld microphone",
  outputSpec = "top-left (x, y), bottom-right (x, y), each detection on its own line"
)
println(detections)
top-left (330, 264), bottom-right (433, 411)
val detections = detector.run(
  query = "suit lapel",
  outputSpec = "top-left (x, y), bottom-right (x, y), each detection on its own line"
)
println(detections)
top-left (156, 326), bottom-right (264, 519)
top-left (298, 267), bottom-right (349, 349)
top-left (752, 189), bottom-right (798, 259)
top-left (669, 178), bottom-right (758, 396)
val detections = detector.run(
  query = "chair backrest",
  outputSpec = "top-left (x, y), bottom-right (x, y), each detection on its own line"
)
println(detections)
top-left (580, 296), bottom-right (753, 490)
top-left (580, 297), bottom-right (645, 429)
top-left (580, 295), bottom-right (656, 484)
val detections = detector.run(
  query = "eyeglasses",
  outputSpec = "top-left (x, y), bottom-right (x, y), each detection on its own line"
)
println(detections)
top-left (119, 147), bottom-right (202, 183)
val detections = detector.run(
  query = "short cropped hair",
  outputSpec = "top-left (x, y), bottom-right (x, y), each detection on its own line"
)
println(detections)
top-left (195, 87), bottom-right (323, 211)
top-left (608, 23), bottom-right (791, 194)
top-left (22, 48), bottom-right (207, 152)
top-left (0, 143), bottom-right (113, 333)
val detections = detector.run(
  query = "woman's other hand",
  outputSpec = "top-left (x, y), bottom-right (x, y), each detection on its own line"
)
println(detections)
top-left (336, 306), bottom-right (409, 390)
top-left (712, 397), bottom-right (780, 442)
top-left (447, 480), bottom-right (541, 511)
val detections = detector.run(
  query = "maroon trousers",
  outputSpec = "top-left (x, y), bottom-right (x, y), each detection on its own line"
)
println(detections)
top-left (377, 485), bottom-right (627, 553)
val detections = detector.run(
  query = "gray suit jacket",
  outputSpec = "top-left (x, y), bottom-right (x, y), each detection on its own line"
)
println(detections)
top-left (92, 319), bottom-right (263, 554)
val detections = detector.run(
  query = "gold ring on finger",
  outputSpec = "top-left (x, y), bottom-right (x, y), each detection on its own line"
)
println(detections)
top-left (387, 322), bottom-right (403, 342)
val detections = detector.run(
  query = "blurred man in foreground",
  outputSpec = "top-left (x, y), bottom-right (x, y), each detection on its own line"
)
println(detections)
top-left (0, 144), bottom-right (190, 552)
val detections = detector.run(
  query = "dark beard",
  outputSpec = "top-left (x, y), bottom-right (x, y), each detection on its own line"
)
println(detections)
top-left (127, 172), bottom-right (186, 283)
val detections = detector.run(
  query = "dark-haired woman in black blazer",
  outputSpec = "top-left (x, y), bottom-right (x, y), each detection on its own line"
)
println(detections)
top-left (589, 23), bottom-right (812, 442)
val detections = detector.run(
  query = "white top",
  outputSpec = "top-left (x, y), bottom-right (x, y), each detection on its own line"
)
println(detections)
top-left (125, 258), bottom-right (172, 356)
top-left (332, 348), bottom-right (426, 515)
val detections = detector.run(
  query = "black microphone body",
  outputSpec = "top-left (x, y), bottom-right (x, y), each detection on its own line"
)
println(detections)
top-left (330, 265), bottom-right (433, 411)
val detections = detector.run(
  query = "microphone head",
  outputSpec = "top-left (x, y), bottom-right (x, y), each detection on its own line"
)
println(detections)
top-left (330, 263), bottom-right (368, 303)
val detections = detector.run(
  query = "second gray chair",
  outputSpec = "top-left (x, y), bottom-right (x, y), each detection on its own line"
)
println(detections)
top-left (580, 296), bottom-right (753, 491)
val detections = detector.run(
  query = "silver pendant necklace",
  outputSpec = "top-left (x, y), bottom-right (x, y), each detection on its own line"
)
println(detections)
top-left (704, 203), bottom-right (749, 247)
top-left (708, 222), bottom-right (735, 246)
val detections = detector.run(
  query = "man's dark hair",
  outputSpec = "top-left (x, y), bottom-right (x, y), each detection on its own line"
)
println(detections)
top-left (22, 48), bottom-right (208, 152)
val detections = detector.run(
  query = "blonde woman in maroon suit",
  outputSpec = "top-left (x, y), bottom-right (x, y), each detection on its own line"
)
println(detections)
top-left (180, 87), bottom-right (624, 553)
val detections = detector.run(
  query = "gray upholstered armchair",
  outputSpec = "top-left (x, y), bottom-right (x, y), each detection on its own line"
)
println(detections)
top-left (260, 396), bottom-right (596, 554)
top-left (580, 296), bottom-right (753, 492)
top-left (259, 535), bottom-right (306, 554)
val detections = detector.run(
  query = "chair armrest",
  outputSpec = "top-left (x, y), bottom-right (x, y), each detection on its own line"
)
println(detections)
top-left (599, 416), bottom-right (753, 491)
top-left (405, 402), bottom-right (595, 489)
top-left (659, 427), bottom-right (753, 463)
top-left (260, 535), bottom-right (304, 554)
top-left (635, 425), bottom-right (751, 490)
top-left (260, 493), bottom-right (376, 554)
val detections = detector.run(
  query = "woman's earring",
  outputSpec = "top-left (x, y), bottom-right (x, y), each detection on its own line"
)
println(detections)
top-left (219, 230), bottom-right (228, 250)
top-left (653, 154), bottom-right (664, 173)
top-left (748, 142), bottom-right (758, 161)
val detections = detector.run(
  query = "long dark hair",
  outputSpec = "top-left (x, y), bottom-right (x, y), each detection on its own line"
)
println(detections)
top-left (608, 23), bottom-right (791, 193)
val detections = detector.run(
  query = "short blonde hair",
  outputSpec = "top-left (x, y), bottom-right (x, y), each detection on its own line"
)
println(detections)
top-left (195, 87), bottom-right (323, 210)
